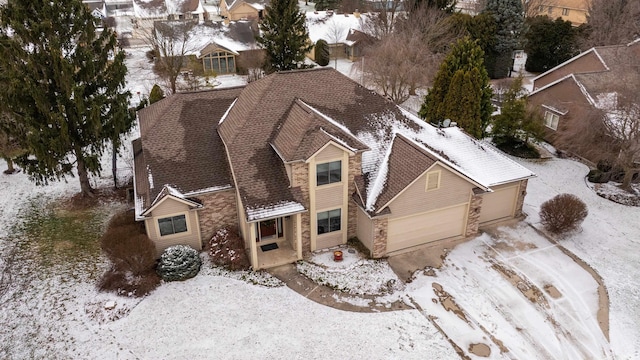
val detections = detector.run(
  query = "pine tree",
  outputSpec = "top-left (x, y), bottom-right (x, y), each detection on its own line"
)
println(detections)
top-left (419, 37), bottom-right (492, 138)
top-left (524, 16), bottom-right (579, 73)
top-left (492, 76), bottom-right (544, 148)
top-left (483, 0), bottom-right (524, 78)
top-left (0, 0), bottom-right (134, 196)
top-left (314, 40), bottom-right (330, 66)
top-left (257, 0), bottom-right (313, 72)
top-left (149, 84), bottom-right (166, 104)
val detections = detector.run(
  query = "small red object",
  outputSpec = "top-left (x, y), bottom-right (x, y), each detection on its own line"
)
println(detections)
top-left (333, 250), bottom-right (343, 261)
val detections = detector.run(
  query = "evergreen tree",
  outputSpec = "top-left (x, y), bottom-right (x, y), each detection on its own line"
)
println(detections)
top-left (257, 0), bottom-right (313, 72)
top-left (149, 84), bottom-right (166, 104)
top-left (483, 0), bottom-right (524, 78)
top-left (419, 37), bottom-right (492, 138)
top-left (451, 12), bottom-right (497, 80)
top-left (314, 40), bottom-right (330, 66)
top-left (492, 76), bottom-right (544, 148)
top-left (524, 16), bottom-right (579, 73)
top-left (0, 0), bottom-right (134, 196)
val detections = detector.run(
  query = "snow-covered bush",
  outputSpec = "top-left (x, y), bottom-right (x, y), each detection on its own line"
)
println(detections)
top-left (539, 193), bottom-right (588, 234)
top-left (157, 245), bottom-right (202, 281)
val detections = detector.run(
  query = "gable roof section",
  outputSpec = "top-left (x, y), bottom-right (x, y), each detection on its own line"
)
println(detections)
top-left (271, 99), bottom-right (369, 162)
top-left (141, 185), bottom-right (203, 217)
top-left (134, 87), bottom-right (243, 217)
top-left (372, 134), bottom-right (437, 212)
top-left (306, 11), bottom-right (369, 44)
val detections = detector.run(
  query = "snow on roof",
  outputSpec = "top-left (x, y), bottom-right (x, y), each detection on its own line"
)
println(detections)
top-left (356, 108), bottom-right (536, 211)
top-left (219, 98), bottom-right (238, 125)
top-left (189, 22), bottom-right (255, 56)
top-left (306, 11), bottom-right (368, 44)
top-left (246, 201), bottom-right (306, 222)
top-left (183, 184), bottom-right (233, 196)
top-left (134, 0), bottom-right (167, 18)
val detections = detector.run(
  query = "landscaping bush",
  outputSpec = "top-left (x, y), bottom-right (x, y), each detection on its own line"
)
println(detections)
top-left (596, 159), bottom-right (612, 173)
top-left (99, 210), bottom-right (160, 297)
top-left (209, 227), bottom-right (250, 271)
top-left (314, 39), bottom-right (330, 67)
top-left (157, 245), bottom-right (202, 281)
top-left (587, 169), bottom-right (610, 183)
top-left (539, 193), bottom-right (588, 234)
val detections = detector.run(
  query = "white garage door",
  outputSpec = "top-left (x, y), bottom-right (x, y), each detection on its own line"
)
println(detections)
top-left (479, 185), bottom-right (519, 224)
top-left (387, 203), bottom-right (468, 253)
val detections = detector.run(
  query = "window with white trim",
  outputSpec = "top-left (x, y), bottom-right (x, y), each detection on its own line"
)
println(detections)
top-left (562, 8), bottom-right (569, 16)
top-left (158, 214), bottom-right (188, 236)
top-left (316, 160), bottom-right (341, 186)
top-left (544, 111), bottom-right (560, 130)
top-left (426, 171), bottom-right (441, 191)
top-left (317, 209), bottom-right (341, 234)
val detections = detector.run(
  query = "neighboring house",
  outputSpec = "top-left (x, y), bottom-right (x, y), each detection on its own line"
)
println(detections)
top-left (528, 39), bottom-right (640, 161)
top-left (306, 11), bottom-right (371, 62)
top-left (219, 0), bottom-right (267, 21)
top-left (529, 0), bottom-right (590, 26)
top-left (133, 68), bottom-right (535, 270)
top-left (153, 19), bottom-right (261, 75)
top-left (133, 0), bottom-right (205, 21)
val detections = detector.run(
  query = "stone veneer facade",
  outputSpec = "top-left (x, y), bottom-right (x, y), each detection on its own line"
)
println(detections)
top-left (514, 179), bottom-right (528, 217)
top-left (371, 217), bottom-right (388, 258)
top-left (196, 189), bottom-right (239, 247)
top-left (465, 190), bottom-right (483, 237)
top-left (291, 162), bottom-right (311, 253)
top-left (347, 153), bottom-right (363, 239)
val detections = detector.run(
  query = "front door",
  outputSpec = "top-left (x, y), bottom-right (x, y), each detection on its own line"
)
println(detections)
top-left (258, 219), bottom-right (277, 241)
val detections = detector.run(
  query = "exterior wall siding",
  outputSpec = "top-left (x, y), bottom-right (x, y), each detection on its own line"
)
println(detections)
top-left (315, 185), bottom-right (343, 209)
top-left (145, 199), bottom-right (202, 256)
top-left (314, 144), bottom-right (344, 162)
top-left (196, 189), bottom-right (238, 246)
top-left (356, 206), bottom-right (374, 253)
top-left (533, 52), bottom-right (605, 89)
top-left (386, 164), bottom-right (474, 219)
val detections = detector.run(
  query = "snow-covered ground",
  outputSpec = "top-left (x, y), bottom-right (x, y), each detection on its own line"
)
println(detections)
top-left (1, 43), bottom-right (639, 359)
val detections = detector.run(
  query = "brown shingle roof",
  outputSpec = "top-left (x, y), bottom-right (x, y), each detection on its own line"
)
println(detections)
top-left (373, 134), bottom-right (437, 211)
top-left (218, 68), bottom-right (415, 215)
top-left (135, 87), bottom-right (243, 213)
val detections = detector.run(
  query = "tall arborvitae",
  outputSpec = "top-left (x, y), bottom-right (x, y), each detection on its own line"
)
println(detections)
top-left (419, 37), bottom-right (492, 138)
top-left (0, 0), bottom-right (133, 196)
top-left (483, 0), bottom-right (524, 78)
top-left (257, 0), bottom-right (313, 72)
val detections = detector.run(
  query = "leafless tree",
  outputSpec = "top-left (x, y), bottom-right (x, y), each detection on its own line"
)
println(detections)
top-left (583, 0), bottom-right (640, 47)
top-left (359, 5), bottom-right (461, 103)
top-left (325, 19), bottom-right (347, 69)
top-left (521, 0), bottom-right (546, 18)
top-left (140, 19), bottom-right (198, 94)
top-left (237, 48), bottom-right (266, 83)
top-left (361, 0), bottom-right (405, 38)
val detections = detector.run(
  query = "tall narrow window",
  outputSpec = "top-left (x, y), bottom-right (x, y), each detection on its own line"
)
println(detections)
top-left (316, 160), bottom-right (341, 186)
top-left (317, 209), bottom-right (341, 234)
top-left (562, 8), bottom-right (569, 16)
top-left (158, 214), bottom-right (188, 236)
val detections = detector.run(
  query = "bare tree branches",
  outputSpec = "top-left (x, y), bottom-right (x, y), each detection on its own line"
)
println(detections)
top-left (360, 5), bottom-right (460, 103)
top-left (584, 0), bottom-right (640, 47)
top-left (139, 19), bottom-right (198, 94)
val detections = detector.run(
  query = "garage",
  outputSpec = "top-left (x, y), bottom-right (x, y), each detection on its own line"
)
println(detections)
top-left (386, 203), bottom-right (468, 253)
top-left (479, 185), bottom-right (519, 224)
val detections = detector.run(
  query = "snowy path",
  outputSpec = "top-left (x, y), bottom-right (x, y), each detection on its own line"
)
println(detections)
top-left (516, 158), bottom-right (640, 359)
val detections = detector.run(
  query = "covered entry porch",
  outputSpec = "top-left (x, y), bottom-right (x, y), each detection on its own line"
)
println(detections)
top-left (248, 212), bottom-right (304, 270)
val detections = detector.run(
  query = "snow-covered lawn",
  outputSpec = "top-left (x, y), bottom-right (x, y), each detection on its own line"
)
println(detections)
top-left (1, 46), bottom-right (639, 358)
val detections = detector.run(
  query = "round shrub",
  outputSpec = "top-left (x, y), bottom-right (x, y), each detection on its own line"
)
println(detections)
top-left (539, 194), bottom-right (588, 234)
top-left (587, 169), bottom-right (609, 183)
top-left (157, 245), bottom-right (202, 281)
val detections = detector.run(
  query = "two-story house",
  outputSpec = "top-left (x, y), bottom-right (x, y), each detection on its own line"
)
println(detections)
top-left (133, 68), bottom-right (535, 270)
